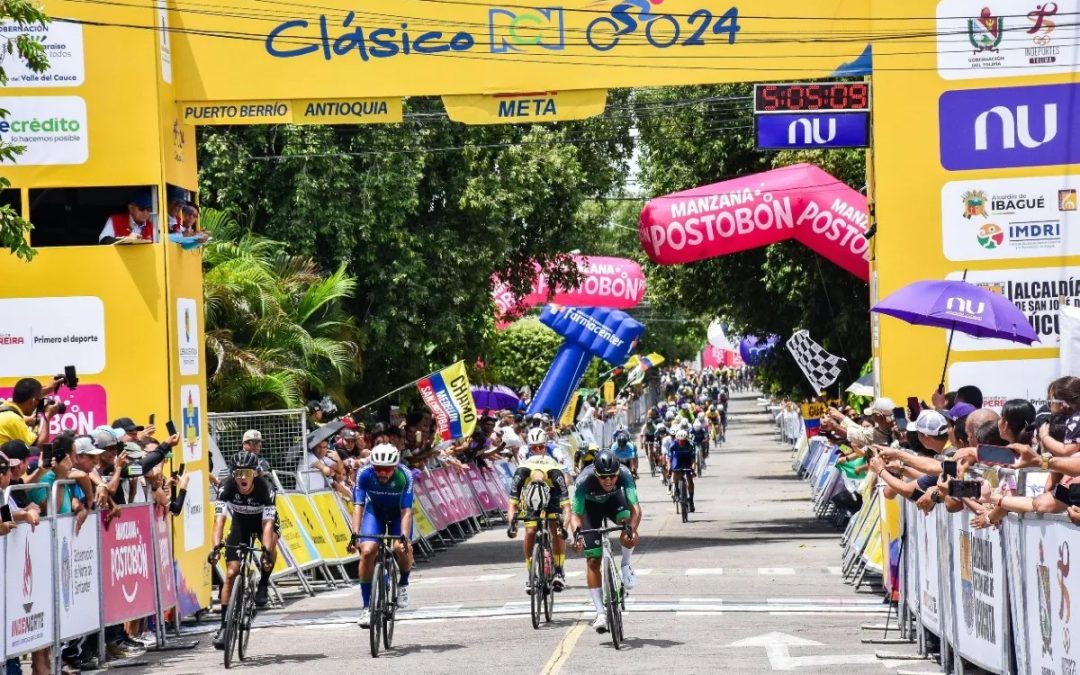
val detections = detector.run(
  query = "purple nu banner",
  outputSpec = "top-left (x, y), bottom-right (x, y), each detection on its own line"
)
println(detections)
top-left (939, 83), bottom-right (1079, 171)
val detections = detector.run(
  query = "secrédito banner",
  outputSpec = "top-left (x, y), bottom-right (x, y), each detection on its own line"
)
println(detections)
top-left (100, 505), bottom-right (157, 625)
top-left (5, 521), bottom-right (55, 657)
top-left (417, 360), bottom-right (478, 442)
top-left (492, 255), bottom-right (645, 322)
top-left (639, 164), bottom-right (870, 281)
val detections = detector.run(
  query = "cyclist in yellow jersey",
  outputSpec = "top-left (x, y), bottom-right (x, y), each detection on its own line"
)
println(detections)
top-left (507, 427), bottom-right (573, 593)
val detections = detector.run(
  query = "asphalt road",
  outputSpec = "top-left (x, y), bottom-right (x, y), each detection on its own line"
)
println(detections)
top-left (126, 393), bottom-right (924, 674)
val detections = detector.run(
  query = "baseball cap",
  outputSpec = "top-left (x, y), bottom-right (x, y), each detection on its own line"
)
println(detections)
top-left (1, 440), bottom-right (29, 464)
top-left (0, 447), bottom-right (23, 468)
top-left (73, 436), bottom-right (103, 456)
top-left (91, 427), bottom-right (122, 450)
top-left (340, 429), bottom-right (358, 440)
top-left (862, 397), bottom-right (896, 416)
top-left (168, 186), bottom-right (192, 205)
top-left (242, 429), bottom-right (262, 443)
top-left (128, 191), bottom-right (153, 210)
top-left (112, 417), bottom-right (145, 434)
top-left (947, 402), bottom-right (977, 421)
top-left (120, 442), bottom-right (145, 459)
top-left (915, 410), bottom-right (950, 437)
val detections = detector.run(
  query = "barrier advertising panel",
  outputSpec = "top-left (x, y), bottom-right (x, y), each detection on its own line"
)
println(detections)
top-left (155, 508), bottom-right (178, 610)
top-left (56, 514), bottom-right (101, 641)
top-left (100, 505), bottom-right (157, 625)
top-left (1023, 518), bottom-right (1080, 673)
top-left (4, 520), bottom-right (55, 657)
top-left (414, 476), bottom-right (449, 531)
top-left (917, 509), bottom-right (942, 636)
top-left (948, 510), bottom-right (1006, 672)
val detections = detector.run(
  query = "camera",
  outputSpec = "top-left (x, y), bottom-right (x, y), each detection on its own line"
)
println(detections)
top-left (36, 396), bottom-right (66, 415)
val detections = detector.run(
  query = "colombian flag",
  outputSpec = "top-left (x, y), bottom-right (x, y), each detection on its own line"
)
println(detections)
top-left (417, 361), bottom-right (478, 441)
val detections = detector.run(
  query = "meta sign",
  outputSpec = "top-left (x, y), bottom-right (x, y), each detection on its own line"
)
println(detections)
top-left (754, 82), bottom-right (871, 150)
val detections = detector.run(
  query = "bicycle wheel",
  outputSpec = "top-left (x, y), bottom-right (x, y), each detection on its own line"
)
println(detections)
top-left (223, 573), bottom-right (244, 669)
top-left (681, 490), bottom-right (689, 523)
top-left (603, 557), bottom-right (621, 650)
top-left (384, 558), bottom-right (398, 649)
top-left (238, 575), bottom-right (255, 660)
top-left (529, 545), bottom-right (543, 629)
top-left (673, 481), bottom-right (681, 513)
top-left (542, 540), bottom-right (554, 623)
top-left (369, 561), bottom-right (384, 658)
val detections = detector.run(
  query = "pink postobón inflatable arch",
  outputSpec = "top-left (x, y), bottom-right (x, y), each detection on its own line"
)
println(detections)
top-left (638, 164), bottom-right (869, 281)
top-left (492, 255), bottom-right (646, 322)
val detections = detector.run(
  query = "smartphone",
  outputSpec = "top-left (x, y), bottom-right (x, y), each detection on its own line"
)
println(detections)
top-left (149, 413), bottom-right (155, 426)
top-left (943, 460), bottom-right (957, 478)
top-left (40, 442), bottom-right (54, 469)
top-left (177, 463), bottom-right (186, 477)
top-left (1054, 484), bottom-right (1074, 505)
top-left (893, 407), bottom-right (908, 432)
top-left (949, 480), bottom-right (982, 499)
top-left (166, 420), bottom-right (177, 436)
top-left (0, 505), bottom-right (11, 523)
top-left (906, 396), bottom-right (921, 422)
top-left (63, 365), bottom-right (78, 390)
top-left (977, 444), bottom-right (1016, 466)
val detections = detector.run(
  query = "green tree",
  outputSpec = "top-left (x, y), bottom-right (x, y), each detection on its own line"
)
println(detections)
top-left (0, 5), bottom-right (50, 261)
top-left (201, 208), bottom-right (362, 411)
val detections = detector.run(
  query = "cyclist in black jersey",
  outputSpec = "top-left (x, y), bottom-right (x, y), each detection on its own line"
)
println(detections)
top-left (209, 451), bottom-right (277, 649)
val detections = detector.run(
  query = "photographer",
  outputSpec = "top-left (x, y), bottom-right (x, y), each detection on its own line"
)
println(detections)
top-left (0, 376), bottom-right (64, 447)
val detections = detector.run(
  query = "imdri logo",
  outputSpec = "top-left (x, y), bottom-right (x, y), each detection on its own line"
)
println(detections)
top-left (976, 222), bottom-right (1005, 249)
top-left (488, 7), bottom-right (564, 53)
top-left (939, 82), bottom-right (1080, 170)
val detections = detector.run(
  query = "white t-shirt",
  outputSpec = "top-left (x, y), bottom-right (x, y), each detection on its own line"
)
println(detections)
top-left (298, 452), bottom-right (332, 492)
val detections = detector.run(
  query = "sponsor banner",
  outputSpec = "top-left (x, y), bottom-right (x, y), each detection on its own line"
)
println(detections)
top-left (272, 495), bottom-right (318, 570)
top-left (483, 465), bottom-right (510, 510)
top-left (4, 520), bottom-right (55, 656)
top-left (0, 96), bottom-right (88, 165)
top-left (157, 0), bottom-right (172, 83)
top-left (430, 468), bottom-right (467, 523)
top-left (179, 98), bottom-right (402, 125)
top-left (936, 0), bottom-right (1080, 80)
top-left (942, 175), bottom-right (1079, 261)
top-left (449, 467), bottom-right (482, 518)
top-left (412, 502), bottom-right (437, 540)
top-left (947, 357), bottom-right (1058, 411)
top-left (282, 493), bottom-right (338, 562)
top-left (417, 361), bottom-right (478, 442)
top-left (1021, 517), bottom-right (1080, 673)
top-left (56, 514), bottom-right (101, 641)
top-left (307, 491), bottom-right (353, 559)
top-left (492, 255), bottom-right (646, 322)
top-left (0, 383), bottom-right (107, 436)
top-left (0, 296), bottom-right (105, 376)
top-left (182, 469), bottom-right (206, 551)
top-left (154, 508), bottom-right (178, 610)
top-left (0, 22), bottom-right (84, 87)
top-left (1002, 518), bottom-right (1029, 675)
top-left (939, 82), bottom-right (1080, 171)
top-left (945, 267), bottom-right (1080, 351)
top-left (917, 505), bottom-right (942, 635)
top-left (464, 465), bottom-right (498, 512)
top-left (443, 89), bottom-right (607, 124)
top-left (100, 505), bottom-right (157, 625)
top-left (415, 472), bottom-right (451, 530)
top-left (179, 384), bottom-right (203, 462)
top-left (177, 298), bottom-right (200, 376)
top-left (947, 509), bottom-right (1006, 672)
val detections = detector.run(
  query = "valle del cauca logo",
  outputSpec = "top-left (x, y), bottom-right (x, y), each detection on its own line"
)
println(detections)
top-left (263, 1), bottom-right (742, 60)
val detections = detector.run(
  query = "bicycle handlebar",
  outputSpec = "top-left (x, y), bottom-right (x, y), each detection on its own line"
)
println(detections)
top-left (576, 524), bottom-right (631, 536)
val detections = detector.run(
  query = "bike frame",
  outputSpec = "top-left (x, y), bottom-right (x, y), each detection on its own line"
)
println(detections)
top-left (368, 533), bottom-right (403, 658)
top-left (221, 540), bottom-right (260, 669)
top-left (579, 525), bottom-right (628, 649)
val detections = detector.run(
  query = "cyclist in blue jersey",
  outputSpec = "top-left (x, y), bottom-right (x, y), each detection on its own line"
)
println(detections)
top-left (609, 429), bottom-right (638, 479)
top-left (668, 429), bottom-right (697, 512)
top-left (348, 444), bottom-right (414, 629)
top-left (691, 420), bottom-right (708, 458)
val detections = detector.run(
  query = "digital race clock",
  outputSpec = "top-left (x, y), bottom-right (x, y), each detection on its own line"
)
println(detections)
top-left (754, 82), bottom-right (871, 114)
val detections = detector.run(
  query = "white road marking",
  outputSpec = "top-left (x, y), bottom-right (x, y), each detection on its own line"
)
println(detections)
top-left (758, 567), bottom-right (796, 575)
top-left (827, 566), bottom-right (843, 575)
top-left (766, 598), bottom-right (883, 605)
top-left (728, 631), bottom-right (905, 670)
top-left (686, 568), bottom-right (724, 575)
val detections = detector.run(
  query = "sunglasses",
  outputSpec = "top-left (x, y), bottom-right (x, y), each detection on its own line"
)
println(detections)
top-left (232, 469), bottom-right (256, 480)
top-left (596, 473), bottom-right (619, 480)
top-left (0, 464), bottom-right (8, 473)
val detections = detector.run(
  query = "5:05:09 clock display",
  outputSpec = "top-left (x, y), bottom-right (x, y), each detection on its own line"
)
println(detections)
top-left (754, 82), bottom-right (871, 113)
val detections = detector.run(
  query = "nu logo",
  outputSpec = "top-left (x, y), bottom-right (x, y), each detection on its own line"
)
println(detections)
top-left (489, 7), bottom-right (565, 53)
top-left (788, 118), bottom-right (836, 145)
top-left (946, 297), bottom-right (985, 315)
top-left (974, 104), bottom-right (1058, 151)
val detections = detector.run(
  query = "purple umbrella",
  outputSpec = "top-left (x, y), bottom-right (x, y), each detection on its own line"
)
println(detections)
top-left (470, 384), bottom-right (520, 412)
top-left (871, 278), bottom-right (1038, 385)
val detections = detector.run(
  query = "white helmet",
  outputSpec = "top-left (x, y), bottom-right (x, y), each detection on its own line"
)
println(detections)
top-left (675, 429), bottom-right (689, 441)
top-left (370, 443), bottom-right (400, 467)
top-left (655, 424), bottom-right (667, 436)
top-left (665, 411), bottom-right (675, 421)
top-left (680, 418), bottom-right (691, 429)
top-left (693, 421), bottom-right (703, 431)
top-left (696, 412), bottom-right (705, 420)
top-left (526, 427), bottom-right (548, 447)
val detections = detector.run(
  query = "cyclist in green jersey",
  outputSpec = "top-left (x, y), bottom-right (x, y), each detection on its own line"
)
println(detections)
top-left (571, 451), bottom-right (642, 633)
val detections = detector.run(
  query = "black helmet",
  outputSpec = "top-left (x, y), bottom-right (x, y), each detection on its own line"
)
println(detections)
top-left (593, 450), bottom-right (620, 476)
top-left (231, 450), bottom-right (260, 471)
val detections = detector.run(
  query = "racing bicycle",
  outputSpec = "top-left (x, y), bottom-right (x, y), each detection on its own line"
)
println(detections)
top-left (578, 524), bottom-right (630, 649)
top-left (508, 512), bottom-right (566, 629)
top-left (219, 541), bottom-right (260, 669)
top-left (368, 534), bottom-right (405, 657)
top-left (645, 439), bottom-right (658, 477)
top-left (672, 468), bottom-right (693, 523)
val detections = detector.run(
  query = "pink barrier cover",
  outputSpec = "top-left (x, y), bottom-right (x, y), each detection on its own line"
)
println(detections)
top-left (431, 469), bottom-right (466, 523)
top-left (414, 473), bottom-right (450, 531)
top-left (447, 468), bottom-right (481, 518)
top-left (464, 466), bottom-right (498, 512)
top-left (154, 507), bottom-right (177, 610)
top-left (492, 255), bottom-right (646, 324)
top-left (639, 164), bottom-right (869, 281)
top-left (481, 466), bottom-right (509, 510)
top-left (101, 505), bottom-right (156, 625)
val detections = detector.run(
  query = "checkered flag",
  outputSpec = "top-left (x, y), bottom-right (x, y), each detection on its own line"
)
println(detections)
top-left (786, 329), bottom-right (845, 395)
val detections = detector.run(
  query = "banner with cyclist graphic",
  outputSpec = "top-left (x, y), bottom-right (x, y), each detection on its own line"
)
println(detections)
top-left (417, 360), bottom-right (478, 442)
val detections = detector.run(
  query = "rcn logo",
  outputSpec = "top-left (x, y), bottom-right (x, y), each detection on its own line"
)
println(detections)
top-left (939, 82), bottom-right (1080, 171)
top-left (488, 7), bottom-right (565, 53)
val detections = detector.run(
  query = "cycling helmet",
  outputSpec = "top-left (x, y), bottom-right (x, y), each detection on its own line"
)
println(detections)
top-left (674, 429), bottom-right (689, 441)
top-left (530, 413), bottom-right (545, 427)
top-left (615, 431), bottom-right (630, 444)
top-left (615, 424), bottom-right (627, 434)
top-left (370, 443), bottom-right (400, 467)
top-left (593, 450), bottom-right (621, 476)
top-left (693, 421), bottom-right (703, 431)
top-left (665, 411), bottom-right (675, 421)
top-left (696, 412), bottom-right (705, 420)
top-left (526, 427), bottom-right (548, 447)
top-left (231, 450), bottom-right (260, 471)
top-left (654, 424), bottom-right (667, 436)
